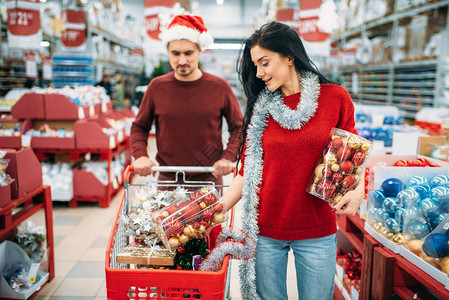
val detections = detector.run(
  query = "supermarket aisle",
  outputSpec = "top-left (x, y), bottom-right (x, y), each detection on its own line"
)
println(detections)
top-left (30, 136), bottom-right (299, 299)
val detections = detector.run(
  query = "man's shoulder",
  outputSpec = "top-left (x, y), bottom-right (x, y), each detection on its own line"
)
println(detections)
top-left (149, 72), bottom-right (174, 86)
top-left (202, 72), bottom-right (230, 86)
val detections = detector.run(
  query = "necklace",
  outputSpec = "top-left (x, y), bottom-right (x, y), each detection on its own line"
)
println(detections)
top-left (239, 71), bottom-right (320, 300)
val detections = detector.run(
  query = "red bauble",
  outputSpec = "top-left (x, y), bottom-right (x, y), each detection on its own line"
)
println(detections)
top-left (331, 137), bottom-right (343, 149)
top-left (341, 175), bottom-right (356, 188)
top-left (316, 179), bottom-right (337, 198)
top-left (166, 204), bottom-right (179, 215)
top-left (411, 158), bottom-right (430, 167)
top-left (394, 159), bottom-right (409, 167)
top-left (213, 202), bottom-right (224, 213)
top-left (180, 202), bottom-right (201, 221)
top-left (352, 151), bottom-right (366, 166)
top-left (190, 191), bottom-right (202, 201)
top-left (322, 166), bottom-right (334, 178)
top-left (163, 217), bottom-right (184, 237)
top-left (202, 208), bottom-right (214, 221)
top-left (337, 147), bottom-right (352, 161)
top-left (332, 172), bottom-right (344, 183)
top-left (203, 193), bottom-right (217, 205)
top-left (340, 160), bottom-right (354, 175)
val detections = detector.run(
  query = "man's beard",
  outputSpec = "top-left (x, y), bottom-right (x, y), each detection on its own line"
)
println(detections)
top-left (176, 65), bottom-right (194, 77)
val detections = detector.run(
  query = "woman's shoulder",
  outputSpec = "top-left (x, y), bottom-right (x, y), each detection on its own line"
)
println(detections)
top-left (320, 84), bottom-right (351, 99)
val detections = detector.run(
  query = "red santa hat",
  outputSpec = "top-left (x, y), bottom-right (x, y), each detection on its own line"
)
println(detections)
top-left (160, 15), bottom-right (214, 50)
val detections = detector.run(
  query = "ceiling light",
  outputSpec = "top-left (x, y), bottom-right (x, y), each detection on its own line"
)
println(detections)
top-left (217, 0), bottom-right (224, 5)
top-left (209, 43), bottom-right (241, 50)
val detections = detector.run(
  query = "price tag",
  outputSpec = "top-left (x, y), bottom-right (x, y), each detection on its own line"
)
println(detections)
top-left (25, 51), bottom-right (37, 78)
top-left (117, 130), bottom-right (124, 142)
top-left (28, 263), bottom-right (40, 283)
top-left (21, 135), bottom-right (31, 147)
top-left (101, 101), bottom-right (107, 113)
top-left (351, 287), bottom-right (359, 300)
top-left (109, 136), bottom-right (116, 149)
top-left (42, 55), bottom-right (52, 80)
top-left (335, 264), bottom-right (344, 284)
top-left (112, 177), bottom-right (119, 189)
top-left (89, 104), bottom-right (95, 117)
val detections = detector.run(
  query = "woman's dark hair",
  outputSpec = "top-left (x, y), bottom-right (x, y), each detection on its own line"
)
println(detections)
top-left (236, 21), bottom-right (333, 169)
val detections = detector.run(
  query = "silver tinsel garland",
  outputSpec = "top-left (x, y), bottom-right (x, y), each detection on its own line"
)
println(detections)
top-left (239, 72), bottom-right (320, 299)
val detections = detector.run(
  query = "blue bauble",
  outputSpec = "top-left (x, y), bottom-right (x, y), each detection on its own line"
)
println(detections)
top-left (368, 206), bottom-right (383, 222)
top-left (395, 208), bottom-right (407, 226)
top-left (369, 190), bottom-right (386, 208)
top-left (408, 176), bottom-right (429, 187)
top-left (428, 212), bottom-right (448, 230)
top-left (382, 197), bottom-right (398, 214)
top-left (430, 175), bottom-right (449, 187)
top-left (405, 206), bottom-right (423, 221)
top-left (431, 186), bottom-right (449, 202)
top-left (385, 217), bottom-right (402, 233)
top-left (405, 221), bottom-right (431, 239)
top-left (381, 211), bottom-right (395, 224)
top-left (413, 184), bottom-right (432, 199)
top-left (420, 198), bottom-right (440, 218)
top-left (381, 178), bottom-right (404, 197)
top-left (423, 233), bottom-right (449, 258)
top-left (397, 188), bottom-right (421, 207)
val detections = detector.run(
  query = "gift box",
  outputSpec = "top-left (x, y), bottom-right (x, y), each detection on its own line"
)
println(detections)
top-left (307, 128), bottom-right (373, 205)
top-left (152, 187), bottom-right (227, 251)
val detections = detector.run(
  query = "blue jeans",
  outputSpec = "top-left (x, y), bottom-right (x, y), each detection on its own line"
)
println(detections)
top-left (255, 234), bottom-right (337, 300)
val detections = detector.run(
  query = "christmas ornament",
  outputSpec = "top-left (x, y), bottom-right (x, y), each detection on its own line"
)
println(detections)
top-left (331, 163), bottom-right (341, 173)
top-left (431, 175), bottom-right (449, 187)
top-left (395, 208), bottom-right (407, 225)
top-left (341, 174), bottom-right (356, 189)
top-left (397, 188), bottom-right (420, 206)
top-left (331, 137), bottom-right (343, 149)
top-left (199, 227), bottom-right (256, 272)
top-left (381, 178), bottom-right (404, 197)
top-left (431, 186), bottom-right (449, 202)
top-left (337, 147), bottom-right (352, 161)
top-left (405, 206), bottom-right (423, 221)
top-left (420, 198), bottom-right (440, 218)
top-left (382, 197), bottom-right (398, 214)
top-left (405, 220), bottom-right (431, 239)
top-left (428, 212), bottom-right (448, 230)
top-left (394, 159), bottom-right (410, 167)
top-left (392, 234), bottom-right (404, 244)
top-left (314, 164), bottom-right (326, 179)
top-left (413, 184), bottom-right (432, 199)
top-left (347, 136), bottom-right (362, 150)
top-left (385, 217), bottom-right (401, 233)
top-left (368, 207), bottom-right (383, 222)
top-left (322, 166), bottom-right (333, 178)
top-left (423, 233), bottom-right (449, 258)
top-left (422, 252), bottom-right (441, 268)
top-left (411, 158), bottom-right (430, 167)
top-left (324, 153), bottom-right (338, 165)
top-left (332, 172), bottom-right (343, 183)
top-left (408, 176), bottom-right (428, 187)
top-left (406, 239), bottom-right (424, 256)
top-left (352, 151), bottom-right (366, 166)
top-left (369, 190), bottom-right (386, 207)
top-left (340, 160), bottom-right (354, 175)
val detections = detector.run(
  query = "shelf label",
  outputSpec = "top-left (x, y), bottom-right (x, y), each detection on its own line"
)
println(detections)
top-left (43, 55), bottom-right (52, 81)
top-left (109, 136), bottom-right (116, 149)
top-left (28, 263), bottom-right (40, 283)
top-left (6, 0), bottom-right (42, 49)
top-left (89, 104), bottom-right (95, 117)
top-left (78, 107), bottom-right (85, 119)
top-left (25, 51), bottom-right (37, 78)
top-left (101, 101), bottom-right (107, 113)
top-left (61, 9), bottom-right (86, 51)
top-left (21, 135), bottom-right (31, 148)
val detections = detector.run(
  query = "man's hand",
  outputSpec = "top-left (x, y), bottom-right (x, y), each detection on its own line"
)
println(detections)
top-left (133, 156), bottom-right (156, 176)
top-left (211, 159), bottom-right (234, 178)
top-left (333, 187), bottom-right (364, 216)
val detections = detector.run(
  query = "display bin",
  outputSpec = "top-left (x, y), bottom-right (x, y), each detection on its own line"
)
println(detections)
top-left (28, 120), bottom-right (76, 150)
top-left (418, 135), bottom-right (448, 160)
top-left (105, 166), bottom-right (233, 299)
top-left (73, 169), bottom-right (108, 199)
top-left (0, 185), bottom-right (11, 208)
top-left (4, 147), bottom-right (43, 199)
top-left (75, 119), bottom-right (117, 149)
top-left (45, 94), bottom-right (110, 120)
top-left (0, 118), bottom-right (30, 149)
top-left (11, 93), bottom-right (45, 119)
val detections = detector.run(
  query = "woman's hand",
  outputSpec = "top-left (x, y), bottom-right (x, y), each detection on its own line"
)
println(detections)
top-left (333, 187), bottom-right (364, 216)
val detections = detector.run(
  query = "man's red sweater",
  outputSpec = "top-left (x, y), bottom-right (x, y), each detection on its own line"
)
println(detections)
top-left (239, 84), bottom-right (357, 241)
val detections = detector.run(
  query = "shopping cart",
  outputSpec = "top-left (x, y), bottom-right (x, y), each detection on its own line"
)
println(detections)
top-left (105, 165), bottom-right (235, 300)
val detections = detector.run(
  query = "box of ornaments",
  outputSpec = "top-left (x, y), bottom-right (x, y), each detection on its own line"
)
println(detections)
top-left (307, 128), bottom-right (373, 205)
top-left (121, 185), bottom-right (226, 268)
top-left (365, 165), bottom-right (449, 287)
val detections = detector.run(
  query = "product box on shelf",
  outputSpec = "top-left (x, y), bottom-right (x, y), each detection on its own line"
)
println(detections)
top-left (418, 136), bottom-right (449, 161)
top-left (28, 120), bottom-right (76, 150)
top-left (0, 240), bottom-right (49, 299)
top-left (75, 119), bottom-right (117, 149)
top-left (72, 169), bottom-right (108, 198)
top-left (0, 185), bottom-right (11, 208)
top-left (10, 93), bottom-right (45, 119)
top-left (4, 148), bottom-right (42, 199)
top-left (0, 118), bottom-right (31, 149)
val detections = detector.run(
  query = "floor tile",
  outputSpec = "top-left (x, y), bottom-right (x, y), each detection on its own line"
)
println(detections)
top-left (67, 262), bottom-right (105, 278)
top-left (55, 247), bottom-right (86, 261)
top-left (54, 216), bottom-right (83, 226)
top-left (38, 277), bottom-right (64, 296)
top-left (55, 260), bottom-right (77, 277)
top-left (89, 235), bottom-right (110, 248)
top-left (52, 278), bottom-right (103, 297)
top-left (80, 248), bottom-right (106, 262)
top-left (96, 279), bottom-right (106, 297)
top-left (53, 225), bottom-right (75, 235)
top-left (54, 235), bottom-right (64, 247)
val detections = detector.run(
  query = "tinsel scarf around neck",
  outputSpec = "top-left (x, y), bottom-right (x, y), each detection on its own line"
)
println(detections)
top-left (239, 71), bottom-right (320, 300)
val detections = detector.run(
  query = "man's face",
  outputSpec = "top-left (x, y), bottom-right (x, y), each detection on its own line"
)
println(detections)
top-left (167, 39), bottom-right (201, 80)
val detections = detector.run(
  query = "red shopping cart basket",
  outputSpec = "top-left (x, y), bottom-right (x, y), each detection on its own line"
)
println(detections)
top-left (105, 166), bottom-right (234, 300)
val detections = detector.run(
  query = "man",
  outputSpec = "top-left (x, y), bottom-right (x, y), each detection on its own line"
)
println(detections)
top-left (130, 15), bottom-right (243, 184)
top-left (96, 74), bottom-right (112, 98)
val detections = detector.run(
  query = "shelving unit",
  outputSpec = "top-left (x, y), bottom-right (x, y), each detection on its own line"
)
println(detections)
top-left (331, 0), bottom-right (449, 119)
top-left (0, 185), bottom-right (55, 298)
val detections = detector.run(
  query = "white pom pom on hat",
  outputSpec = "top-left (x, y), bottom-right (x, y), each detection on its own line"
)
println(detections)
top-left (160, 15), bottom-right (214, 50)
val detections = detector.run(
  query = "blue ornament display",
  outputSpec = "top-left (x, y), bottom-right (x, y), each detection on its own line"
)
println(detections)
top-left (382, 197), bottom-right (398, 214)
top-left (431, 186), bottom-right (449, 202)
top-left (405, 206), bottom-right (423, 221)
top-left (385, 217), bottom-right (402, 233)
top-left (420, 198), bottom-right (440, 218)
top-left (397, 188), bottom-right (421, 207)
top-left (395, 208), bottom-right (407, 226)
top-left (408, 176), bottom-right (428, 187)
top-left (381, 211), bottom-right (395, 224)
top-left (428, 212), bottom-right (448, 230)
top-left (423, 233), bottom-right (449, 258)
top-left (430, 175), bottom-right (449, 187)
top-left (369, 190), bottom-right (386, 208)
top-left (381, 178), bottom-right (404, 197)
top-left (413, 184), bottom-right (432, 199)
top-left (368, 207), bottom-right (383, 222)
top-left (405, 221), bottom-right (431, 239)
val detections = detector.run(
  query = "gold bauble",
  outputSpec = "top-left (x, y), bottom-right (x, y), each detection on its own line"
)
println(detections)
top-left (440, 256), bottom-right (449, 266)
top-left (213, 212), bottom-right (225, 224)
top-left (198, 224), bottom-right (206, 233)
top-left (324, 153), bottom-right (338, 165)
top-left (178, 234), bottom-right (189, 244)
top-left (169, 237), bottom-right (180, 249)
top-left (392, 234), bottom-right (404, 245)
top-left (200, 187), bottom-right (210, 194)
top-left (183, 226), bottom-right (192, 236)
top-left (314, 164), bottom-right (326, 179)
top-left (373, 222), bottom-right (382, 230)
top-left (385, 232), bottom-right (394, 239)
top-left (406, 239), bottom-right (424, 256)
top-left (379, 226), bottom-right (390, 235)
top-left (442, 263), bottom-right (449, 275)
top-left (348, 137), bottom-right (362, 150)
top-left (161, 211), bottom-right (170, 218)
top-left (333, 194), bottom-right (343, 204)
top-left (361, 142), bottom-right (371, 153)
top-left (331, 164), bottom-right (340, 172)
top-left (139, 195), bottom-right (148, 202)
top-left (422, 252), bottom-right (442, 269)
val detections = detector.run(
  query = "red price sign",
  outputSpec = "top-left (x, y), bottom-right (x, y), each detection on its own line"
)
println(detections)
top-left (61, 9), bottom-right (86, 48)
top-left (6, 0), bottom-right (41, 36)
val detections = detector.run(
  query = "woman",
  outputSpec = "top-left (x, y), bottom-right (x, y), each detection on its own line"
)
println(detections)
top-left (221, 21), bottom-right (365, 299)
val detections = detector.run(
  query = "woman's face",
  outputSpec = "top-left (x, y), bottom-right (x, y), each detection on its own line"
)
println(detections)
top-left (250, 45), bottom-right (295, 93)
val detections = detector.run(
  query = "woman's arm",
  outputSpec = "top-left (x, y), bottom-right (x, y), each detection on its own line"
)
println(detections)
top-left (222, 174), bottom-right (244, 211)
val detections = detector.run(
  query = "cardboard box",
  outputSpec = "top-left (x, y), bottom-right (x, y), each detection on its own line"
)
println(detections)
top-left (0, 119), bottom-right (31, 149)
top-left (45, 94), bottom-right (101, 120)
top-left (418, 136), bottom-right (448, 160)
top-left (0, 241), bottom-right (49, 299)
top-left (10, 93), bottom-right (45, 119)
top-left (29, 120), bottom-right (76, 150)
top-left (73, 169), bottom-right (107, 198)
top-left (75, 119), bottom-right (116, 149)
top-left (4, 148), bottom-right (43, 199)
